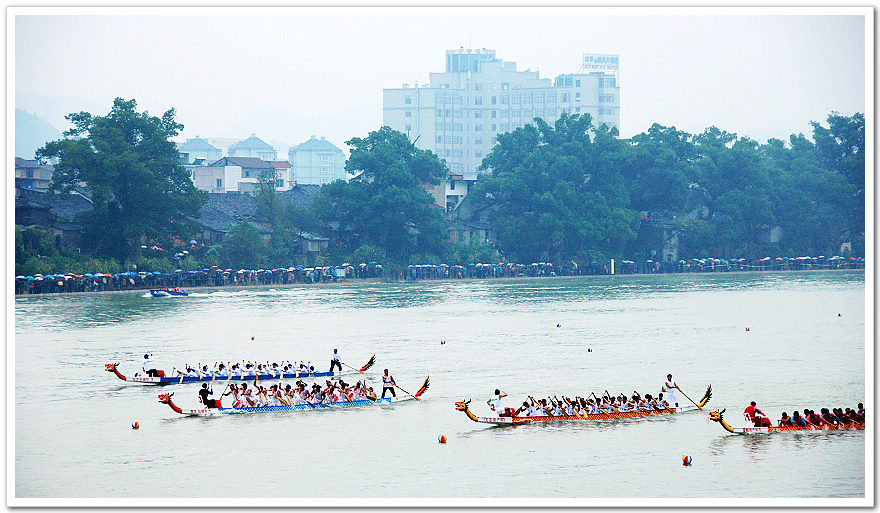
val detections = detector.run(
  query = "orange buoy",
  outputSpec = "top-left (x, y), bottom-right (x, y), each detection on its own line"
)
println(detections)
top-left (438, 434), bottom-right (447, 444)
top-left (682, 455), bottom-right (692, 466)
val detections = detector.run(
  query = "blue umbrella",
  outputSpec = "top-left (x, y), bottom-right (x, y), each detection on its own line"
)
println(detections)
top-left (152, 271), bottom-right (161, 275)
top-left (84, 273), bottom-right (93, 278)
top-left (26, 276), bottom-right (34, 281)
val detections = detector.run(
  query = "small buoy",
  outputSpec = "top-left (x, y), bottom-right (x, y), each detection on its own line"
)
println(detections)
top-left (587, 348), bottom-right (592, 352)
top-left (838, 313), bottom-right (842, 317)
top-left (556, 324), bottom-right (561, 328)
top-left (440, 340), bottom-right (445, 345)
top-left (131, 421), bottom-right (140, 430)
top-left (438, 434), bottom-right (447, 444)
top-left (682, 455), bottom-right (692, 466)
top-left (745, 327), bottom-right (750, 332)
top-left (251, 336), bottom-right (255, 340)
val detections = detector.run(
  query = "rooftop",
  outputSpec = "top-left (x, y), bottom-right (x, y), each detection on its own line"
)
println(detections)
top-left (229, 133), bottom-right (274, 151)
top-left (291, 136), bottom-right (344, 153)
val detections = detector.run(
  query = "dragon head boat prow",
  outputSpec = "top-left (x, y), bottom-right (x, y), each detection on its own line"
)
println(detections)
top-left (454, 399), bottom-right (481, 422)
top-left (157, 393), bottom-right (183, 414)
top-left (708, 408), bottom-right (735, 433)
top-left (105, 362), bottom-right (127, 381)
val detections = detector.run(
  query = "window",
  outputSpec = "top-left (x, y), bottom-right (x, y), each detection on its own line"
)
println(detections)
top-left (474, 111), bottom-right (482, 118)
top-left (216, 178), bottom-right (222, 189)
top-left (491, 124), bottom-right (497, 131)
top-left (575, 92), bottom-right (581, 102)
top-left (491, 83), bottom-right (497, 90)
top-left (561, 93), bottom-right (569, 102)
top-left (491, 110), bottom-right (497, 118)
top-left (454, 96), bottom-right (462, 104)
top-left (405, 96), bottom-right (412, 104)
top-left (454, 123), bottom-right (463, 131)
top-left (406, 111), bottom-right (412, 118)
top-left (320, 154), bottom-right (331, 163)
top-left (491, 137), bottom-right (498, 144)
top-left (491, 96), bottom-right (497, 105)
top-left (599, 94), bottom-right (615, 103)
top-left (474, 138), bottom-right (482, 145)
top-left (474, 124), bottom-right (482, 131)
top-left (523, 94), bottom-right (531, 104)
top-left (511, 109), bottom-right (519, 117)
top-left (512, 95), bottom-right (520, 104)
top-left (575, 80), bottom-right (581, 87)
top-left (546, 93), bottom-right (556, 103)
top-left (454, 110), bottom-right (462, 118)
top-left (243, 170), bottom-right (250, 178)
top-left (575, 107), bottom-right (581, 112)
top-left (501, 82), bottom-right (509, 90)
top-left (440, 84), bottom-right (450, 89)
top-left (450, 181), bottom-right (456, 190)
top-left (437, 109), bottom-right (443, 117)
top-left (474, 97), bottom-right (482, 106)
top-left (276, 179), bottom-right (284, 188)
top-left (535, 92), bottom-right (544, 103)
top-left (436, 135), bottom-right (442, 143)
top-left (475, 83), bottom-right (482, 91)
top-left (476, 150), bottom-right (483, 158)
top-left (500, 123), bottom-right (509, 131)
top-left (501, 96), bottom-right (508, 105)
top-left (453, 136), bottom-right (462, 144)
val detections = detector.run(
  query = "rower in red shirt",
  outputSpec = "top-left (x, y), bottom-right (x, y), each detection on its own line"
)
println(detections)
top-left (744, 401), bottom-right (771, 427)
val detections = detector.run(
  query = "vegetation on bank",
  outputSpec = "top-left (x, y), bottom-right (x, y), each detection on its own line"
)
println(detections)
top-left (18, 98), bottom-right (864, 277)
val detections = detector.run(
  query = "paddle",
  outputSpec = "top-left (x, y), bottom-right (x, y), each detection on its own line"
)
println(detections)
top-left (677, 386), bottom-right (703, 411)
top-left (340, 361), bottom-right (363, 373)
top-left (394, 383), bottom-right (420, 401)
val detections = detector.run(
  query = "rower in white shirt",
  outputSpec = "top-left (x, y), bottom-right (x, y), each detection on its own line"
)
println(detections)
top-left (487, 389), bottom-right (507, 414)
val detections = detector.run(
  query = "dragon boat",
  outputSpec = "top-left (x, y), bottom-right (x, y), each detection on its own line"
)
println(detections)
top-left (105, 355), bottom-right (376, 385)
top-left (157, 376), bottom-right (429, 416)
top-left (150, 288), bottom-right (189, 297)
top-left (708, 409), bottom-right (865, 434)
top-left (454, 385), bottom-right (712, 425)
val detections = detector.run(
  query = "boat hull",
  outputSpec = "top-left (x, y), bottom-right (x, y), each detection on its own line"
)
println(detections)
top-left (723, 423), bottom-right (864, 434)
top-left (150, 289), bottom-right (188, 297)
top-left (116, 369), bottom-right (363, 385)
top-left (466, 404), bottom-right (704, 425)
top-left (171, 396), bottom-right (415, 417)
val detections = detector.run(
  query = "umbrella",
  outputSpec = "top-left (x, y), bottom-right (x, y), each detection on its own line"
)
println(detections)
top-left (26, 276), bottom-right (34, 281)
top-left (34, 277), bottom-right (43, 281)
top-left (189, 240), bottom-right (198, 245)
top-left (152, 271), bottom-right (161, 275)
top-left (84, 273), bottom-right (93, 278)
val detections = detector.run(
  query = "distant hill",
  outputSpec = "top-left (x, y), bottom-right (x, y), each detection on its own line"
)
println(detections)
top-left (16, 109), bottom-right (61, 159)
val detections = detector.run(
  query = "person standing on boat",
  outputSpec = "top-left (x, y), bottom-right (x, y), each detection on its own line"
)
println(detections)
top-left (381, 369), bottom-right (396, 398)
top-left (142, 354), bottom-right (159, 377)
top-left (662, 374), bottom-right (679, 407)
top-left (330, 349), bottom-right (343, 373)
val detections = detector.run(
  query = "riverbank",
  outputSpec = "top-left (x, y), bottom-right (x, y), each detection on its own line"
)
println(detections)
top-left (13, 267), bottom-right (865, 298)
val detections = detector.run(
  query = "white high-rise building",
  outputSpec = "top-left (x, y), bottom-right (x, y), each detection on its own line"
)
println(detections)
top-left (384, 49), bottom-right (620, 180)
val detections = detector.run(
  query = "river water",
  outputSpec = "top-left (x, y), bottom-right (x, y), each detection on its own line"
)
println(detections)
top-left (13, 271), bottom-right (868, 504)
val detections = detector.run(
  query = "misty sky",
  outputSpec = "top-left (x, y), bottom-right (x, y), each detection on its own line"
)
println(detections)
top-left (13, 9), bottom-right (867, 158)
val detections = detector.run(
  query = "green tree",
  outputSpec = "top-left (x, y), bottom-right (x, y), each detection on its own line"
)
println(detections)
top-left (221, 222), bottom-right (266, 269)
top-left (473, 113), bottom-right (638, 262)
top-left (810, 112), bottom-right (865, 240)
top-left (313, 127), bottom-right (447, 264)
top-left (37, 98), bottom-right (206, 262)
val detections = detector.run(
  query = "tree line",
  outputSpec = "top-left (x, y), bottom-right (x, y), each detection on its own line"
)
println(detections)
top-left (17, 98), bottom-right (864, 276)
